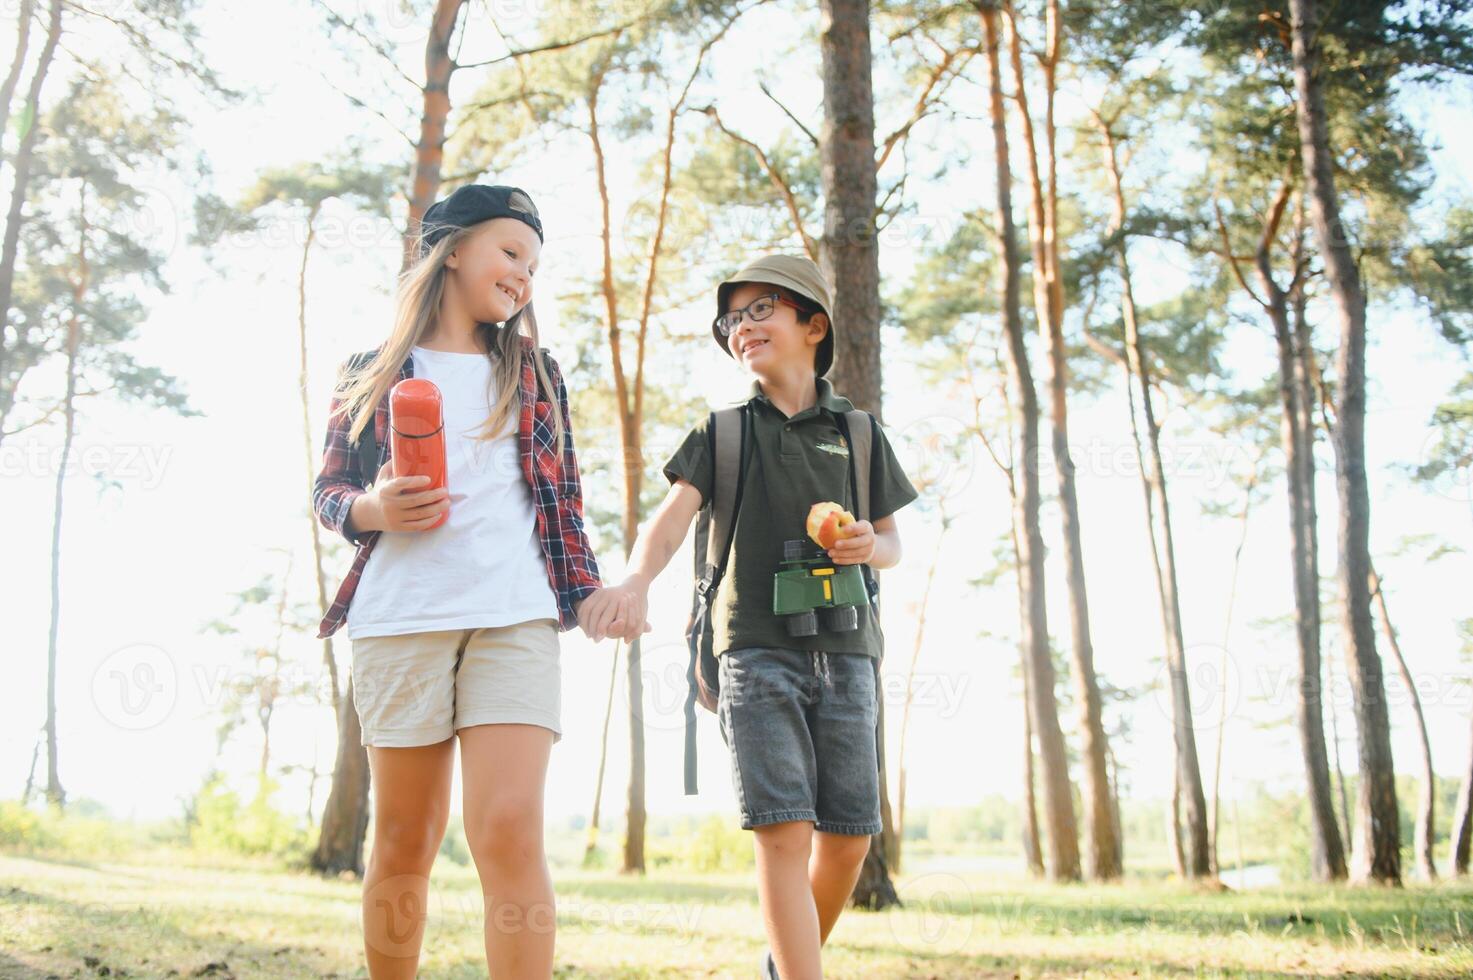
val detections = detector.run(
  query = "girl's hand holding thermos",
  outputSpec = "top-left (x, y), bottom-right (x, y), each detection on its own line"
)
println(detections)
top-left (349, 460), bottom-right (450, 534)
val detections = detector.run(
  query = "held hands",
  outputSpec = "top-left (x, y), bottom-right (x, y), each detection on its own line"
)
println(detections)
top-left (365, 459), bottom-right (449, 532)
top-left (577, 580), bottom-right (651, 643)
top-left (826, 519), bottom-right (876, 565)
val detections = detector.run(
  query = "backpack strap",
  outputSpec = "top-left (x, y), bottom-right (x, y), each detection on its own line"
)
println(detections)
top-left (684, 405), bottom-right (749, 796)
top-left (836, 409), bottom-right (879, 612)
top-left (705, 406), bottom-right (747, 588)
top-left (844, 409), bottom-right (873, 522)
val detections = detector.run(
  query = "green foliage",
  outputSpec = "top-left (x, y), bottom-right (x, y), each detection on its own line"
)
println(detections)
top-left (0, 798), bottom-right (182, 858)
top-left (644, 815), bottom-right (754, 872)
top-left (1412, 371), bottom-right (1473, 490)
top-left (187, 773), bottom-right (309, 861)
top-left (438, 816), bottom-right (472, 867)
top-left (0, 800), bottom-right (48, 850)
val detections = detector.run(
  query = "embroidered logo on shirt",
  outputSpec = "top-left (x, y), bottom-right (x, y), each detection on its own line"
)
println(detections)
top-left (815, 441), bottom-right (850, 457)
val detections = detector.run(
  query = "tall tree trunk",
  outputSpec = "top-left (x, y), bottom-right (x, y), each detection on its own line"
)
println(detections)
top-left (622, 635), bottom-right (647, 873)
top-left (1098, 117), bottom-right (1211, 879)
top-left (1246, 185), bottom-right (1348, 881)
top-left (312, 0), bottom-right (465, 878)
top-left (298, 208), bottom-right (342, 710)
top-left (585, 643), bottom-right (620, 863)
top-left (895, 510), bottom-right (948, 874)
top-left (817, 0), bottom-right (898, 908)
top-left (312, 683), bottom-right (371, 876)
top-left (1367, 566), bottom-right (1436, 880)
top-left (259, 551), bottom-right (293, 785)
top-left (402, 0), bottom-right (466, 270)
top-left (1288, 0), bottom-right (1400, 886)
top-left (1020, 641), bottom-right (1044, 877)
top-left (818, 0), bottom-right (882, 415)
top-left (1450, 703), bottom-right (1473, 876)
top-left (45, 198), bottom-right (85, 807)
top-left (0, 0), bottom-right (61, 440)
top-left (1003, 0), bottom-right (1116, 880)
top-left (586, 70), bottom-right (651, 876)
top-left (981, 1), bottom-right (1080, 882)
top-left (1209, 450), bottom-right (1260, 875)
top-left (1107, 744), bottom-right (1124, 867)
top-left (22, 729), bottom-right (41, 806)
top-left (0, 0), bottom-right (34, 169)
top-left (1168, 770), bottom-right (1185, 878)
top-left (1325, 638), bottom-right (1354, 849)
top-left (1296, 280), bottom-right (1356, 856)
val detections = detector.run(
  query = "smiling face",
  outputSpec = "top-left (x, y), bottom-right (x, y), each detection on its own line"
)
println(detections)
top-left (443, 217), bottom-right (541, 324)
top-left (725, 282), bottom-right (828, 377)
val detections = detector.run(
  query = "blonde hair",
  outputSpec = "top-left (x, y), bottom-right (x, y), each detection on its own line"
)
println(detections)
top-left (330, 225), bottom-right (565, 463)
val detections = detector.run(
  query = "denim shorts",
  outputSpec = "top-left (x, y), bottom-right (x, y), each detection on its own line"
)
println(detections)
top-left (717, 646), bottom-right (881, 835)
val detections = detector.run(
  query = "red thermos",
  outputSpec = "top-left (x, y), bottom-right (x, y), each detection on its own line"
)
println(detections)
top-left (389, 378), bottom-right (448, 529)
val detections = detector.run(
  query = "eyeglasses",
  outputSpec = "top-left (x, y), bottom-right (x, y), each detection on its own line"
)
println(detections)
top-left (714, 293), bottom-right (803, 336)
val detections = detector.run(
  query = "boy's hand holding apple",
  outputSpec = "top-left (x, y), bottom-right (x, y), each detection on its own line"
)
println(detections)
top-left (807, 501), bottom-right (874, 564)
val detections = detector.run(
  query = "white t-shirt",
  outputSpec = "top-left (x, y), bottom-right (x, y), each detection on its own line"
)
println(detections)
top-left (346, 345), bottom-right (560, 638)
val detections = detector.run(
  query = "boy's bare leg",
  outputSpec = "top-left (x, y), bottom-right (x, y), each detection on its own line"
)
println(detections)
top-left (754, 820), bottom-right (822, 980)
top-left (809, 831), bottom-right (872, 944)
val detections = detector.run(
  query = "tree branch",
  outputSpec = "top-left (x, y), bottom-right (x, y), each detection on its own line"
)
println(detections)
top-left (699, 104), bottom-right (817, 260)
top-left (758, 80), bottom-right (818, 147)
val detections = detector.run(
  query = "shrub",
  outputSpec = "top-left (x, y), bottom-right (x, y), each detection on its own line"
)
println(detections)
top-left (188, 772), bottom-right (309, 860)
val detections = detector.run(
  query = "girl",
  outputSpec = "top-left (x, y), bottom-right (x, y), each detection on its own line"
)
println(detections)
top-left (312, 184), bottom-right (633, 978)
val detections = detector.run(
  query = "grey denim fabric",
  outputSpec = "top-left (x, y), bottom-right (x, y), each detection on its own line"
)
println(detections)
top-left (717, 646), bottom-right (881, 835)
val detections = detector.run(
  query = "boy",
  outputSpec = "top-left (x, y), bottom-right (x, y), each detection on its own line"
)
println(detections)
top-left (584, 254), bottom-right (918, 979)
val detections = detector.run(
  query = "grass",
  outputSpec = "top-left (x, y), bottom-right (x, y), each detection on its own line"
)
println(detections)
top-left (3, 847), bottom-right (1472, 978)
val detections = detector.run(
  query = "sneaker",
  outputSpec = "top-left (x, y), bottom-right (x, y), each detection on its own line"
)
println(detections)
top-left (761, 949), bottom-right (781, 980)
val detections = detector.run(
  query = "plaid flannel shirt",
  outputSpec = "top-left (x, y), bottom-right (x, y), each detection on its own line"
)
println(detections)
top-left (313, 336), bottom-right (602, 639)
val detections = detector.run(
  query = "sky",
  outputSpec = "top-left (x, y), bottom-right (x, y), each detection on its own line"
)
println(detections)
top-left (2, 1), bottom-right (1471, 842)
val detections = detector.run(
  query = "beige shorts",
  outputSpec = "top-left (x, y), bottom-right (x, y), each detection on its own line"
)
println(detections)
top-left (349, 618), bottom-right (561, 748)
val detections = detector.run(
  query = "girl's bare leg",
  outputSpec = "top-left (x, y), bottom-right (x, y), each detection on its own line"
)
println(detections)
top-left (459, 723), bottom-right (556, 979)
top-left (361, 738), bottom-right (456, 979)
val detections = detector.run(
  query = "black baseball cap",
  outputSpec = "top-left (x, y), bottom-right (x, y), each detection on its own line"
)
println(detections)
top-left (418, 184), bottom-right (543, 258)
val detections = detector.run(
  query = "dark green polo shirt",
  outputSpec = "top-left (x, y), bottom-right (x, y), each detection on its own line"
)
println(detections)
top-left (662, 378), bottom-right (919, 658)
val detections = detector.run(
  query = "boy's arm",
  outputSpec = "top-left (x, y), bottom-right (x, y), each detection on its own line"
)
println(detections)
top-left (624, 479), bottom-right (705, 588)
top-left (581, 479), bottom-right (704, 642)
top-left (822, 414), bottom-right (917, 571)
top-left (826, 512), bottom-right (902, 569)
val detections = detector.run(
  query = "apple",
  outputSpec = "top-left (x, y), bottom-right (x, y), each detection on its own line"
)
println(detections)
top-left (806, 501), bottom-right (855, 550)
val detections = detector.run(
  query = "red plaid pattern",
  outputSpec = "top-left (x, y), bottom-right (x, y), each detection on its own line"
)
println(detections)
top-left (313, 337), bottom-right (602, 639)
